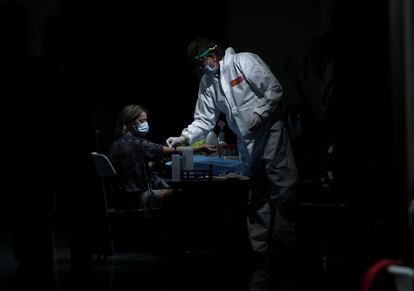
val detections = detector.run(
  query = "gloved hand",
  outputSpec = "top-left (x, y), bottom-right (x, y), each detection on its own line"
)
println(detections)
top-left (248, 113), bottom-right (263, 131)
top-left (166, 135), bottom-right (186, 148)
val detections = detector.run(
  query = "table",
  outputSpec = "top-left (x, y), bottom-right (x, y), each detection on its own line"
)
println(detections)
top-left (167, 178), bottom-right (250, 259)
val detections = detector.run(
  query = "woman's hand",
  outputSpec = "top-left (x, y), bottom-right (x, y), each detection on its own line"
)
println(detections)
top-left (201, 144), bottom-right (217, 154)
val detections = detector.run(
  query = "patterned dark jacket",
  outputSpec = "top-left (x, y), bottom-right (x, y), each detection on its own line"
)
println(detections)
top-left (109, 131), bottom-right (164, 193)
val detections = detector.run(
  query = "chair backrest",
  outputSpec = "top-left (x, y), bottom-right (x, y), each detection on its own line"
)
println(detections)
top-left (90, 152), bottom-right (115, 260)
top-left (360, 258), bottom-right (401, 291)
top-left (91, 152), bottom-right (117, 177)
top-left (388, 265), bottom-right (414, 291)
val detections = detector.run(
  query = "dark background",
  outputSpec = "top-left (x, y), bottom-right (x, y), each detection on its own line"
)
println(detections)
top-left (65, 1), bottom-right (230, 152)
top-left (0, 0), bottom-right (413, 290)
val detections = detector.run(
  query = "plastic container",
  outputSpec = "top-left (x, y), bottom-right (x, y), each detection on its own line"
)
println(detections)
top-left (182, 146), bottom-right (194, 171)
top-left (205, 131), bottom-right (219, 157)
top-left (171, 154), bottom-right (182, 181)
top-left (217, 120), bottom-right (226, 144)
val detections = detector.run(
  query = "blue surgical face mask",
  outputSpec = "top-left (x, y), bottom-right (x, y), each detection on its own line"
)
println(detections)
top-left (135, 121), bottom-right (149, 135)
top-left (202, 64), bottom-right (219, 76)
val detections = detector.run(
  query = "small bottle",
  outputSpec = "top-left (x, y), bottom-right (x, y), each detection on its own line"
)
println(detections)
top-left (182, 146), bottom-right (194, 171)
top-left (171, 154), bottom-right (182, 181)
top-left (217, 121), bottom-right (227, 158)
top-left (205, 131), bottom-right (218, 157)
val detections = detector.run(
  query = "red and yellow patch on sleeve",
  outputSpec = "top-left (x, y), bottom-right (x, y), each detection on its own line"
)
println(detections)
top-left (230, 75), bottom-right (244, 87)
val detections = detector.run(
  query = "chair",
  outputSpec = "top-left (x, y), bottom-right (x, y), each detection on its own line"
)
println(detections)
top-left (388, 265), bottom-right (414, 291)
top-left (90, 152), bottom-right (165, 288)
top-left (91, 152), bottom-right (117, 177)
top-left (91, 152), bottom-right (117, 213)
top-left (90, 152), bottom-right (164, 254)
top-left (90, 152), bottom-right (116, 287)
top-left (359, 258), bottom-right (404, 291)
top-left (90, 152), bottom-right (116, 258)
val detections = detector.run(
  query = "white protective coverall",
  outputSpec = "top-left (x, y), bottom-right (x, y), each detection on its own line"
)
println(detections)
top-left (182, 47), bottom-right (298, 255)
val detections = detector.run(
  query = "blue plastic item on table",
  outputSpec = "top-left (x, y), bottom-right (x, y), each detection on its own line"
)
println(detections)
top-left (166, 155), bottom-right (247, 176)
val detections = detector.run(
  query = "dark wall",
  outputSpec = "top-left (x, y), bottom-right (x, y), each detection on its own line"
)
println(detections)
top-left (332, 0), bottom-right (409, 281)
top-left (1, 0), bottom-right (411, 289)
top-left (229, 0), bottom-right (410, 286)
top-left (228, 0), bottom-right (334, 121)
top-left (65, 1), bottom-right (229, 154)
top-left (0, 1), bottom-right (229, 288)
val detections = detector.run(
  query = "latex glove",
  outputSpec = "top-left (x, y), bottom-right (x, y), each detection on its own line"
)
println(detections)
top-left (166, 136), bottom-right (186, 148)
top-left (248, 113), bottom-right (262, 131)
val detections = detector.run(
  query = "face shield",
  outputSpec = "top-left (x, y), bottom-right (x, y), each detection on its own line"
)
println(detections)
top-left (193, 45), bottom-right (219, 77)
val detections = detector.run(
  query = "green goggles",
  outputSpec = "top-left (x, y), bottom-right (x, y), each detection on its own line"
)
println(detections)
top-left (193, 44), bottom-right (218, 61)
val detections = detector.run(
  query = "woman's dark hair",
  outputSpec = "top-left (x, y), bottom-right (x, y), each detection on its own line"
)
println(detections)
top-left (114, 104), bottom-right (148, 136)
top-left (187, 36), bottom-right (225, 62)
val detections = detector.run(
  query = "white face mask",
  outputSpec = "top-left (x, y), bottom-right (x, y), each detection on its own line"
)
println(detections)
top-left (135, 121), bottom-right (149, 135)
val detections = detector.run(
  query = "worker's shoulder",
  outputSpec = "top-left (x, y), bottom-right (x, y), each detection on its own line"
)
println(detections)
top-left (225, 47), bottom-right (256, 60)
top-left (233, 51), bottom-right (262, 63)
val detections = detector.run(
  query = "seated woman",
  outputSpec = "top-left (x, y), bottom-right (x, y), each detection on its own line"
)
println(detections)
top-left (109, 104), bottom-right (216, 211)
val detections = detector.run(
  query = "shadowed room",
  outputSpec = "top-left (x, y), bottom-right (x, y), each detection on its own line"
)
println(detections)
top-left (0, 0), bottom-right (413, 291)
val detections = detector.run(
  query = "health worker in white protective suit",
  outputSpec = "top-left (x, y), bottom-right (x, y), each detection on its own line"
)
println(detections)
top-left (166, 37), bottom-right (298, 261)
